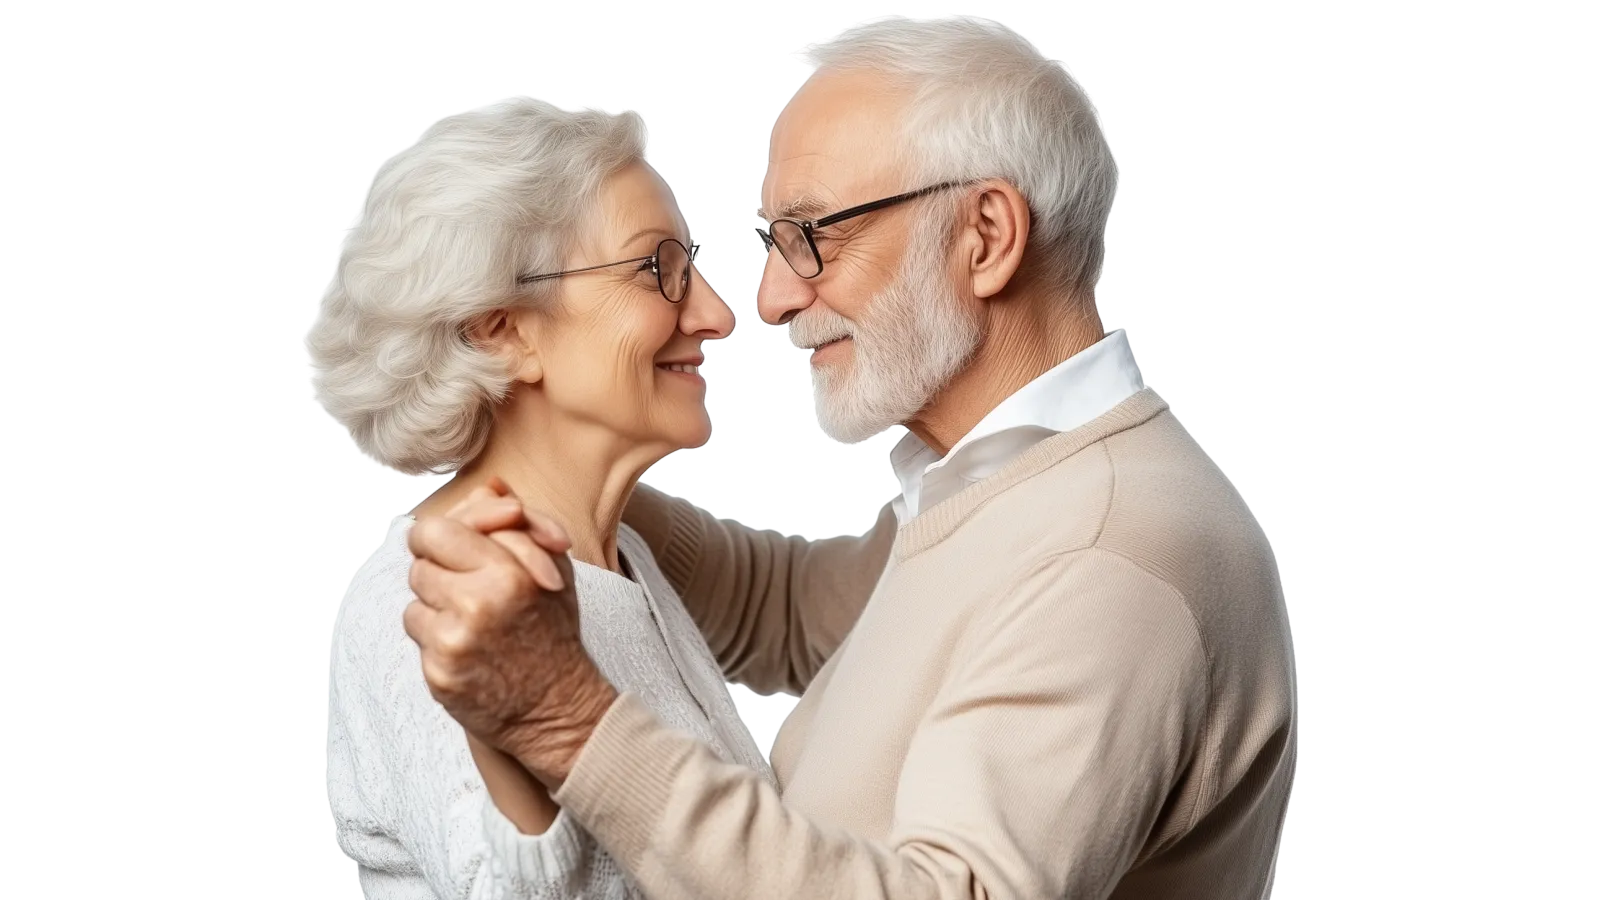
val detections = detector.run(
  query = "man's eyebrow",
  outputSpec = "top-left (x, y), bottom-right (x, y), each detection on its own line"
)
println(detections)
top-left (756, 195), bottom-right (833, 222)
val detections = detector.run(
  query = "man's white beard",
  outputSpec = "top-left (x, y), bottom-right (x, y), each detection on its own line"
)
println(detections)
top-left (788, 212), bottom-right (982, 444)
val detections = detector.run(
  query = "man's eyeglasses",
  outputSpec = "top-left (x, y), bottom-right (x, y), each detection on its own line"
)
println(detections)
top-left (517, 238), bottom-right (699, 303)
top-left (755, 181), bottom-right (965, 279)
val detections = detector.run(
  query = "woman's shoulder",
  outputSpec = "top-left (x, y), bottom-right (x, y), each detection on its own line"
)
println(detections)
top-left (340, 515), bottom-right (415, 602)
top-left (329, 517), bottom-right (417, 672)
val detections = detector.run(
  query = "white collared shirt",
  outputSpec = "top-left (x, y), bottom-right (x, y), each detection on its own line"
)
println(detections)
top-left (891, 329), bottom-right (1145, 522)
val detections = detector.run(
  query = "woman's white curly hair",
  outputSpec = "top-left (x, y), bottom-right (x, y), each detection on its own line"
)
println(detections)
top-left (307, 98), bottom-right (646, 474)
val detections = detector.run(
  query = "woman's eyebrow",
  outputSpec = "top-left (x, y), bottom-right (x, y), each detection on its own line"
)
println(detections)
top-left (620, 226), bottom-right (675, 250)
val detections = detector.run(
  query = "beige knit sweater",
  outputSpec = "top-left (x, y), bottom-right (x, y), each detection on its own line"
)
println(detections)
top-left (582, 388), bottom-right (1295, 899)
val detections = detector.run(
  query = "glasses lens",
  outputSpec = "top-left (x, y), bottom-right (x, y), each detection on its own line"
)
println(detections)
top-left (769, 220), bottom-right (820, 278)
top-left (657, 239), bottom-right (691, 302)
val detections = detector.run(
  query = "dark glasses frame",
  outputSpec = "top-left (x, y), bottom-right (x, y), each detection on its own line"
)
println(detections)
top-left (516, 238), bottom-right (700, 303)
top-left (755, 181), bottom-right (966, 279)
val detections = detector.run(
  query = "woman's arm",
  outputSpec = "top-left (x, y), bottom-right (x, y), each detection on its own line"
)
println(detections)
top-left (329, 550), bottom-right (614, 900)
top-left (623, 484), bottom-right (898, 696)
top-left (467, 733), bottom-right (560, 835)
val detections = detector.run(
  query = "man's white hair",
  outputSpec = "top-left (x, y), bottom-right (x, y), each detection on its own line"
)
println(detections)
top-left (807, 16), bottom-right (1117, 297)
top-left (306, 98), bottom-right (646, 474)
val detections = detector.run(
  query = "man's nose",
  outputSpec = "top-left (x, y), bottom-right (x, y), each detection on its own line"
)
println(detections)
top-left (756, 250), bottom-right (814, 326)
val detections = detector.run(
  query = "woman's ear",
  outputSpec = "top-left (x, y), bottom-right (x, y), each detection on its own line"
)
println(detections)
top-left (468, 308), bottom-right (543, 385)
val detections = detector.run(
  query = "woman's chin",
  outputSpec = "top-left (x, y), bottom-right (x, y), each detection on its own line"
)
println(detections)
top-left (677, 419), bottom-right (713, 450)
top-left (650, 411), bottom-right (712, 452)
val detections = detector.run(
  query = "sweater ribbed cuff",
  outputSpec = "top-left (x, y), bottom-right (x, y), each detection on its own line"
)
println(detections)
top-left (479, 798), bottom-right (589, 891)
top-left (552, 692), bottom-right (684, 873)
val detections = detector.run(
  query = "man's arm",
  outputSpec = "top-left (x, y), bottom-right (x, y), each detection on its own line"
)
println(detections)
top-left (547, 548), bottom-right (1210, 900)
top-left (623, 484), bottom-right (898, 695)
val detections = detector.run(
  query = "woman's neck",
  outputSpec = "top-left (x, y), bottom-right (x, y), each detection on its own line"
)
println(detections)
top-left (416, 414), bottom-right (668, 573)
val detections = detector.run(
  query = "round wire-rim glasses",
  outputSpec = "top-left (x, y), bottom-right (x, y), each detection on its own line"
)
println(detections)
top-left (516, 237), bottom-right (700, 303)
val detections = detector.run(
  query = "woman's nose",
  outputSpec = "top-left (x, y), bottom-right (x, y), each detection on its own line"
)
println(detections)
top-left (679, 267), bottom-right (735, 339)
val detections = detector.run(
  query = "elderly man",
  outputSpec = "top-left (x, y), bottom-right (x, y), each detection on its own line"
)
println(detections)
top-left (405, 16), bottom-right (1296, 900)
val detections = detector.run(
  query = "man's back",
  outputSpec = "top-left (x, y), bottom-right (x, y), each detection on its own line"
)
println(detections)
top-left (765, 389), bottom-right (1294, 897)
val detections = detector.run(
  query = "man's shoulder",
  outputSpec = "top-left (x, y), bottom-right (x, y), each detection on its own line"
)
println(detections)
top-left (983, 403), bottom-right (1285, 644)
top-left (1093, 408), bottom-right (1277, 591)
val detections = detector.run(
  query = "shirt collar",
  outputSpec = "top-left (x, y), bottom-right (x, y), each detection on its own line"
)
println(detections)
top-left (890, 329), bottom-right (1145, 520)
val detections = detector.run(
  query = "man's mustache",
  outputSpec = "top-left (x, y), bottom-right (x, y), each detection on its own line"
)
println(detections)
top-left (788, 307), bottom-right (857, 350)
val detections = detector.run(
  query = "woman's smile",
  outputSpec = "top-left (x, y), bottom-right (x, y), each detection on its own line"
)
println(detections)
top-left (655, 355), bottom-right (706, 387)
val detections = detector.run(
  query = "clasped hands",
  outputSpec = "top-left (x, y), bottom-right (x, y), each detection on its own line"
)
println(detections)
top-left (403, 477), bottom-right (618, 788)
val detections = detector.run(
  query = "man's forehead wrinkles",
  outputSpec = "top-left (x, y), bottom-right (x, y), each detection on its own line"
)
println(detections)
top-left (759, 156), bottom-right (847, 219)
top-left (757, 192), bottom-right (834, 222)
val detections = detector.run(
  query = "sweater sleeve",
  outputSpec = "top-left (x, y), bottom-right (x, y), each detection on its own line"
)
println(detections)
top-left (550, 548), bottom-right (1209, 900)
top-left (329, 551), bottom-right (634, 900)
top-left (622, 483), bottom-right (898, 696)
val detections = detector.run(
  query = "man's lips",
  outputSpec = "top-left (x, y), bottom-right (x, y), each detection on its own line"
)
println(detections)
top-left (810, 336), bottom-right (852, 358)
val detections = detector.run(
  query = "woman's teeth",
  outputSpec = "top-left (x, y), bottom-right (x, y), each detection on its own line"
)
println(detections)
top-left (659, 363), bottom-right (699, 375)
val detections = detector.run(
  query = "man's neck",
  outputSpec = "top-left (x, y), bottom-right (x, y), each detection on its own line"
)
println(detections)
top-left (906, 294), bottom-right (1104, 456)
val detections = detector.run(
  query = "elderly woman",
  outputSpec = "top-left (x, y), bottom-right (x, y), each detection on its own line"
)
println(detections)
top-left (309, 98), bottom-right (772, 899)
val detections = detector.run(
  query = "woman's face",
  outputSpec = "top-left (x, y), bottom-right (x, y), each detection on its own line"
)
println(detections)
top-left (519, 161), bottom-right (735, 452)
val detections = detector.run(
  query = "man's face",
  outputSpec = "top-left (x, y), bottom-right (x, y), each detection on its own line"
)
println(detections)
top-left (758, 70), bottom-right (981, 443)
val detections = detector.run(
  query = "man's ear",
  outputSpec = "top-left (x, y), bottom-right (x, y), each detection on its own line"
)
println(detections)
top-left (963, 180), bottom-right (1031, 300)
top-left (467, 308), bottom-right (543, 385)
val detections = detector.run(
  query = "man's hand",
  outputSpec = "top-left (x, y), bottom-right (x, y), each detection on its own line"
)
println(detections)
top-left (404, 480), bottom-right (618, 788)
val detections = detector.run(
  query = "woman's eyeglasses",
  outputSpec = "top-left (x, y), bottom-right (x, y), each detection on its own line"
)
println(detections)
top-left (517, 238), bottom-right (699, 303)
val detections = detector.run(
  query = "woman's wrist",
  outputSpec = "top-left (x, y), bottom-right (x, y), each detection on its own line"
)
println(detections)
top-left (468, 731), bottom-right (561, 834)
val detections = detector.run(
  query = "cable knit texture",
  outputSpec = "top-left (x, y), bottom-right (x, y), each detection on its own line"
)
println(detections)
top-left (327, 519), bottom-right (774, 899)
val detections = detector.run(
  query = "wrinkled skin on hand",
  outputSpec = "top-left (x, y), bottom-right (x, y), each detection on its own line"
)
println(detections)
top-left (404, 480), bottom-right (618, 787)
